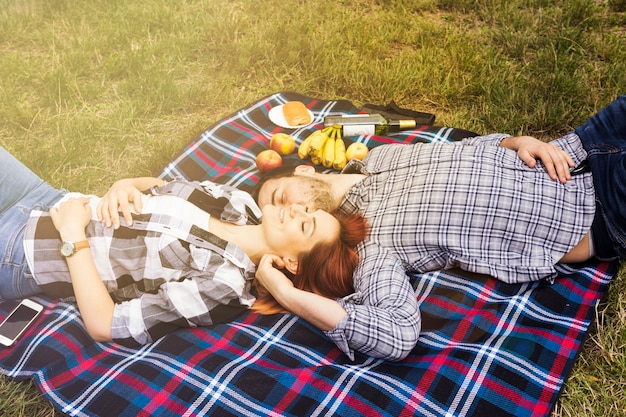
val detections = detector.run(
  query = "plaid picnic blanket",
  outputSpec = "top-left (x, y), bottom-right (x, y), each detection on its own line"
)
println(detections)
top-left (0, 92), bottom-right (618, 417)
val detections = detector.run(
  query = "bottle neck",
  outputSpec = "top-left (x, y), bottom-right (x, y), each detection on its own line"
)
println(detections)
top-left (389, 119), bottom-right (417, 131)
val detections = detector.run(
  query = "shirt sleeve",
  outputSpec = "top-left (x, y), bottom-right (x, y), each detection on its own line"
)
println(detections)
top-left (151, 177), bottom-right (262, 226)
top-left (456, 133), bottom-right (511, 147)
top-left (324, 241), bottom-right (421, 361)
top-left (110, 270), bottom-right (253, 346)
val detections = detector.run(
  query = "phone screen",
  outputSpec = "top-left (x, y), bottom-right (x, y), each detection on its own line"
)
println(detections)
top-left (0, 304), bottom-right (40, 340)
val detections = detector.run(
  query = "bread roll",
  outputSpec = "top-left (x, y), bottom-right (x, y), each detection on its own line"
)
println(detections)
top-left (282, 101), bottom-right (311, 126)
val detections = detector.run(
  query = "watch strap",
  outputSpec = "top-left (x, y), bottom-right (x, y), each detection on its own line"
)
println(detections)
top-left (60, 240), bottom-right (90, 257)
top-left (72, 240), bottom-right (90, 252)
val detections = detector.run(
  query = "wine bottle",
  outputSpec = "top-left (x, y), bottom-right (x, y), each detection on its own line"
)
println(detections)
top-left (323, 114), bottom-right (416, 136)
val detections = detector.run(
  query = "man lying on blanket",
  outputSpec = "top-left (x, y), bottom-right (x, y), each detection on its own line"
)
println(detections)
top-left (102, 95), bottom-right (626, 361)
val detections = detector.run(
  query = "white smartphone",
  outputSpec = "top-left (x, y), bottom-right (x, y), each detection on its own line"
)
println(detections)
top-left (0, 299), bottom-right (44, 347)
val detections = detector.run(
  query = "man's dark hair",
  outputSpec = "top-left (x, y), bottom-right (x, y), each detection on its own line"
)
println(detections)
top-left (251, 162), bottom-right (337, 211)
top-left (250, 164), bottom-right (300, 202)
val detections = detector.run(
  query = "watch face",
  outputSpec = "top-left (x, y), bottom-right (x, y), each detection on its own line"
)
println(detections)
top-left (60, 242), bottom-right (75, 257)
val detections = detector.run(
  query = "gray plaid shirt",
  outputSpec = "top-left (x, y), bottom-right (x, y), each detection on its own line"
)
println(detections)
top-left (328, 133), bottom-right (596, 360)
top-left (24, 179), bottom-right (262, 346)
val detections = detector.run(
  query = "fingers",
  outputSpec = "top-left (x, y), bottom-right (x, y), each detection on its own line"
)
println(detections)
top-left (96, 186), bottom-right (142, 229)
top-left (518, 141), bottom-right (575, 183)
top-left (555, 150), bottom-right (575, 184)
top-left (539, 146), bottom-right (574, 183)
top-left (258, 254), bottom-right (285, 269)
top-left (117, 198), bottom-right (133, 228)
top-left (256, 254), bottom-right (284, 280)
top-left (49, 205), bottom-right (59, 221)
top-left (517, 149), bottom-right (537, 168)
top-left (56, 197), bottom-right (89, 209)
top-left (255, 254), bottom-right (294, 294)
top-left (96, 194), bottom-right (120, 228)
top-left (131, 189), bottom-right (143, 214)
top-left (49, 197), bottom-right (92, 235)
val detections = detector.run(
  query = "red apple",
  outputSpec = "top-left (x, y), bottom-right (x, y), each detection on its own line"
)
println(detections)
top-left (256, 149), bottom-right (283, 172)
top-left (270, 133), bottom-right (296, 155)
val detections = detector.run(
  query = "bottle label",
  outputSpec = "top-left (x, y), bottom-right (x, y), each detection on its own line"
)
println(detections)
top-left (343, 124), bottom-right (376, 136)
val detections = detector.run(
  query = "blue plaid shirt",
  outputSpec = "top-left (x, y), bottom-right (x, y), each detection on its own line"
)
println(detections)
top-left (329, 133), bottom-right (596, 360)
top-left (24, 179), bottom-right (262, 346)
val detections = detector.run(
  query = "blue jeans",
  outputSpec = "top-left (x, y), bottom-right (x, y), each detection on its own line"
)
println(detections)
top-left (0, 147), bottom-right (65, 300)
top-left (575, 95), bottom-right (626, 259)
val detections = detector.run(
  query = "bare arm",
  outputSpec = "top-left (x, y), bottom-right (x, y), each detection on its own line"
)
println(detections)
top-left (255, 254), bottom-right (347, 330)
top-left (500, 135), bottom-right (575, 183)
top-left (257, 247), bottom-right (420, 361)
top-left (50, 198), bottom-right (114, 342)
top-left (97, 177), bottom-right (165, 228)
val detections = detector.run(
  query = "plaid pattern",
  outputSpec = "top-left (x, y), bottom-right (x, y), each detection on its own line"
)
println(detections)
top-left (24, 180), bottom-right (260, 346)
top-left (0, 92), bottom-right (618, 416)
top-left (346, 132), bottom-right (594, 283)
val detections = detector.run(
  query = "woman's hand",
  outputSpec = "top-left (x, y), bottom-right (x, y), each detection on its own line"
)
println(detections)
top-left (51, 196), bottom-right (116, 342)
top-left (255, 254), bottom-right (346, 331)
top-left (51, 199), bottom-right (115, 342)
top-left (501, 135), bottom-right (575, 183)
top-left (255, 254), bottom-right (295, 297)
top-left (50, 197), bottom-right (91, 240)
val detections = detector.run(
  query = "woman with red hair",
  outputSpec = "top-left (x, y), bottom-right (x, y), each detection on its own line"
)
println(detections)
top-left (252, 212), bottom-right (368, 315)
top-left (0, 149), bottom-right (368, 347)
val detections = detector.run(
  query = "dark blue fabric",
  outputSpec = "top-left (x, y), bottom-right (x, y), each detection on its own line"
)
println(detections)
top-left (576, 95), bottom-right (626, 258)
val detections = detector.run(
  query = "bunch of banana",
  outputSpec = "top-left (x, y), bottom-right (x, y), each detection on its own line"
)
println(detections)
top-left (297, 125), bottom-right (348, 170)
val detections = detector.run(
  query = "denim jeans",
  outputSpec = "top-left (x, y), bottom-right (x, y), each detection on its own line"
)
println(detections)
top-left (0, 147), bottom-right (65, 300)
top-left (575, 95), bottom-right (626, 259)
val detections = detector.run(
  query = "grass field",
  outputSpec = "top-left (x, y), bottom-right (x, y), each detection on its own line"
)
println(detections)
top-left (0, 0), bottom-right (625, 415)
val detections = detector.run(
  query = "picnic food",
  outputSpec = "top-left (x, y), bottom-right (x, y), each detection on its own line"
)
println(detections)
top-left (283, 101), bottom-right (312, 126)
top-left (297, 125), bottom-right (356, 170)
top-left (256, 149), bottom-right (283, 172)
top-left (323, 113), bottom-right (416, 136)
top-left (297, 132), bottom-right (314, 159)
top-left (345, 142), bottom-right (369, 161)
top-left (322, 129), bottom-right (336, 168)
top-left (333, 135), bottom-right (347, 170)
top-left (307, 127), bottom-right (331, 158)
top-left (270, 133), bottom-right (296, 155)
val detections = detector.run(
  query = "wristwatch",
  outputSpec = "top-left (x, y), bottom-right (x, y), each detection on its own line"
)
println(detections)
top-left (59, 240), bottom-right (90, 257)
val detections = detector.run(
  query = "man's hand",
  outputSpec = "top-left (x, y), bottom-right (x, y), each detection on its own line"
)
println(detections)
top-left (501, 135), bottom-right (575, 183)
top-left (97, 177), bottom-right (163, 229)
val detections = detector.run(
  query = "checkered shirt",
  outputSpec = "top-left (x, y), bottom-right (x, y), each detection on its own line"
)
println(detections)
top-left (329, 132), bottom-right (596, 360)
top-left (23, 179), bottom-right (262, 346)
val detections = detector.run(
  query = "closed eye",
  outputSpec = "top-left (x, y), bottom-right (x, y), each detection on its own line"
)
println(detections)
top-left (303, 217), bottom-right (316, 237)
top-left (270, 189), bottom-right (286, 206)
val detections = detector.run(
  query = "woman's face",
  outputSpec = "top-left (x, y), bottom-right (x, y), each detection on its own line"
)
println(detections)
top-left (262, 203), bottom-right (340, 258)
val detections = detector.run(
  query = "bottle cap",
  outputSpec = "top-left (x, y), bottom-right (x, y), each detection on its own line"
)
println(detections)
top-left (398, 119), bottom-right (417, 129)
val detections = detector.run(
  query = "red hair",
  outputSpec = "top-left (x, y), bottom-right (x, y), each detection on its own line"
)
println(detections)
top-left (251, 212), bottom-right (369, 315)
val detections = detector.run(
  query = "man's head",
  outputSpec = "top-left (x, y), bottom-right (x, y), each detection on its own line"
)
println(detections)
top-left (253, 164), bottom-right (337, 212)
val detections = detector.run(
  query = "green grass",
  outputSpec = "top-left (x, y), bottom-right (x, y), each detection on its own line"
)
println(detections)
top-left (0, 0), bottom-right (625, 415)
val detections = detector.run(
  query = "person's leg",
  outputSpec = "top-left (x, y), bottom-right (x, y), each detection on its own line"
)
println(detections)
top-left (0, 146), bottom-right (58, 214)
top-left (0, 147), bottom-right (64, 299)
top-left (575, 95), bottom-right (626, 150)
top-left (575, 95), bottom-right (626, 258)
